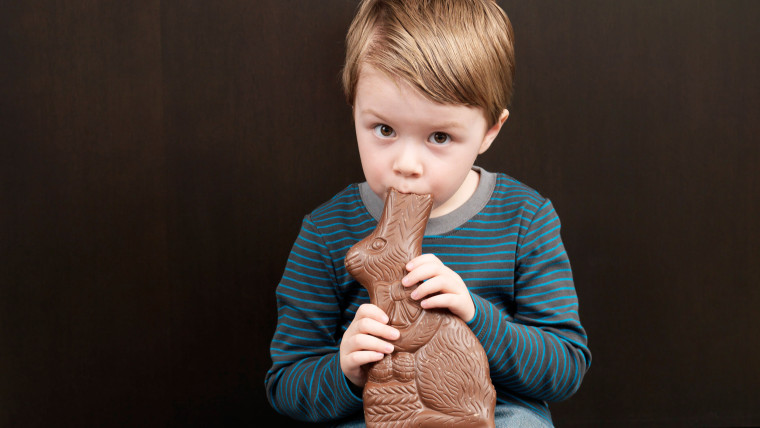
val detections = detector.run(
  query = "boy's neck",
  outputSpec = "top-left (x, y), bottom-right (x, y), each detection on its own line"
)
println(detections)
top-left (430, 169), bottom-right (480, 218)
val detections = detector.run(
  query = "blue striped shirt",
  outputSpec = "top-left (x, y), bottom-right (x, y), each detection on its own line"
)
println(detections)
top-left (265, 171), bottom-right (591, 423)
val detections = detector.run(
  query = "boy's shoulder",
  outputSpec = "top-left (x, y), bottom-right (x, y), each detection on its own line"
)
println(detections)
top-left (490, 172), bottom-right (547, 207)
top-left (482, 171), bottom-right (554, 236)
top-left (305, 183), bottom-right (369, 228)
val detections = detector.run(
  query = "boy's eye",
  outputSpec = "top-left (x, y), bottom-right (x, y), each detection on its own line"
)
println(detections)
top-left (373, 124), bottom-right (396, 138)
top-left (429, 132), bottom-right (451, 145)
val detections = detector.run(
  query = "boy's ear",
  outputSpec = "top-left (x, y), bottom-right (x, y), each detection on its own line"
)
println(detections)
top-left (479, 109), bottom-right (510, 154)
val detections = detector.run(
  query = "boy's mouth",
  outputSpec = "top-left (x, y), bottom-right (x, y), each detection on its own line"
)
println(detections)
top-left (387, 187), bottom-right (424, 197)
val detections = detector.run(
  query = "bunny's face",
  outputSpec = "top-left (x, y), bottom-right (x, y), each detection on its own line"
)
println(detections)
top-left (345, 229), bottom-right (407, 284)
top-left (345, 232), bottom-right (422, 328)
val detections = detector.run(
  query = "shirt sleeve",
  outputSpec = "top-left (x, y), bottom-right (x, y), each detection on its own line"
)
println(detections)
top-left (264, 216), bottom-right (363, 422)
top-left (466, 199), bottom-right (591, 402)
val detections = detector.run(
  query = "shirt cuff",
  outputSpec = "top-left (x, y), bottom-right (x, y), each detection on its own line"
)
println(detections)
top-left (465, 291), bottom-right (493, 342)
top-left (333, 354), bottom-right (364, 409)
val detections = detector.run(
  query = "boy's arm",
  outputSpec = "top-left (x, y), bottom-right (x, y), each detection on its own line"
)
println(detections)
top-left (466, 199), bottom-right (591, 402)
top-left (264, 217), bottom-right (363, 422)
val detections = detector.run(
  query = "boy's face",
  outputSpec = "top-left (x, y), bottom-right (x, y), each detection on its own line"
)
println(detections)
top-left (353, 65), bottom-right (506, 217)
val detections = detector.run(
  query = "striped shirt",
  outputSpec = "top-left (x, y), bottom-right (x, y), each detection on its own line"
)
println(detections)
top-left (265, 168), bottom-right (591, 424)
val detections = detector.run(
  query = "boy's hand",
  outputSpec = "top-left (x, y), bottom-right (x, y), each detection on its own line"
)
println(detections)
top-left (403, 254), bottom-right (475, 323)
top-left (339, 303), bottom-right (400, 388)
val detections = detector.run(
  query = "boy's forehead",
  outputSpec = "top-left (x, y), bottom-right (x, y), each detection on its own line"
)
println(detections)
top-left (356, 64), bottom-right (406, 92)
top-left (356, 64), bottom-right (453, 107)
top-left (355, 67), bottom-right (486, 129)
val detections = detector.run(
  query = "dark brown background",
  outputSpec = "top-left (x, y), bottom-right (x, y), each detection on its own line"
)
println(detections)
top-left (2, 1), bottom-right (758, 427)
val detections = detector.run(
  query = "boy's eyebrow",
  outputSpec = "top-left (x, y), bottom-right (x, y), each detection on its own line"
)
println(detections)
top-left (428, 120), bottom-right (468, 131)
top-left (359, 108), bottom-right (467, 131)
top-left (359, 108), bottom-right (388, 122)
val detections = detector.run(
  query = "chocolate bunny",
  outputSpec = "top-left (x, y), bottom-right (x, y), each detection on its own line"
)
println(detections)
top-left (345, 188), bottom-right (496, 427)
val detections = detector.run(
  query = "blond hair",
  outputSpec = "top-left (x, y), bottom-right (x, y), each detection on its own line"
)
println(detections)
top-left (342, 0), bottom-right (515, 126)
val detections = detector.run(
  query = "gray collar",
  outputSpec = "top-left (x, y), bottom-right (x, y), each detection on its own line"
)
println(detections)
top-left (359, 166), bottom-right (496, 236)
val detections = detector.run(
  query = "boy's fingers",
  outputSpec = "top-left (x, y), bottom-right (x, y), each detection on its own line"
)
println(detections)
top-left (356, 303), bottom-right (389, 324)
top-left (353, 333), bottom-right (395, 354)
top-left (420, 293), bottom-right (455, 310)
top-left (422, 293), bottom-right (476, 322)
top-left (357, 317), bottom-right (400, 340)
top-left (405, 253), bottom-right (440, 270)
top-left (402, 260), bottom-right (443, 287)
top-left (348, 350), bottom-right (386, 367)
top-left (410, 276), bottom-right (445, 300)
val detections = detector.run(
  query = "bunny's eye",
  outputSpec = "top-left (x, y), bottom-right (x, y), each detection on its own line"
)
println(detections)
top-left (370, 238), bottom-right (387, 251)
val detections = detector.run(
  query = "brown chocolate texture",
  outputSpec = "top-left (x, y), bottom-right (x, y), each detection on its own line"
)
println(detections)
top-left (345, 188), bottom-right (496, 427)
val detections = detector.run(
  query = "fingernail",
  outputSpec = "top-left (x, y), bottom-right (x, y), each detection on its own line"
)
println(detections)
top-left (410, 291), bottom-right (418, 299)
top-left (386, 344), bottom-right (394, 353)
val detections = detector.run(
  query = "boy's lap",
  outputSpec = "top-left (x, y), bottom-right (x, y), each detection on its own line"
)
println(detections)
top-left (494, 403), bottom-right (553, 428)
top-left (331, 403), bottom-right (553, 428)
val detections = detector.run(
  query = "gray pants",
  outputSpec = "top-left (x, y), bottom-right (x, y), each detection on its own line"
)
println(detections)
top-left (332, 403), bottom-right (554, 428)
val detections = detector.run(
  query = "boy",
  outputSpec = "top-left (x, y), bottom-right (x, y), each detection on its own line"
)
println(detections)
top-left (265, 0), bottom-right (590, 426)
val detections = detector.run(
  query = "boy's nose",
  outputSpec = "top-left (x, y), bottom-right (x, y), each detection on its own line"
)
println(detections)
top-left (392, 141), bottom-right (423, 178)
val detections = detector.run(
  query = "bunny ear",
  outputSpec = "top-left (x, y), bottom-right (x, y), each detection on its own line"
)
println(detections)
top-left (399, 193), bottom-right (433, 241)
top-left (375, 188), bottom-right (400, 237)
top-left (379, 189), bottom-right (398, 224)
